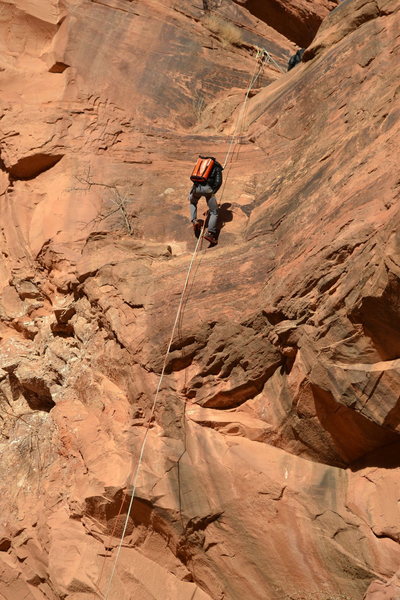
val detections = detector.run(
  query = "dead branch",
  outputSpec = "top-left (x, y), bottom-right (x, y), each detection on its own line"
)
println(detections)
top-left (69, 170), bottom-right (135, 235)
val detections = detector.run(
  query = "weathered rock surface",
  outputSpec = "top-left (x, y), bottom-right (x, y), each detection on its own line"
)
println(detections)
top-left (0, 0), bottom-right (399, 599)
top-left (233, 0), bottom-right (339, 46)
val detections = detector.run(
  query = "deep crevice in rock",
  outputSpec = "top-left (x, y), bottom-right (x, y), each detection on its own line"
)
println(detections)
top-left (233, 0), bottom-right (327, 47)
top-left (198, 360), bottom-right (282, 409)
top-left (0, 156), bottom-right (7, 173)
top-left (50, 323), bottom-right (75, 338)
top-left (49, 62), bottom-right (70, 73)
top-left (22, 386), bottom-right (55, 412)
top-left (51, 306), bottom-right (76, 338)
top-left (0, 538), bottom-right (11, 552)
top-left (8, 372), bottom-right (55, 412)
top-left (349, 272), bottom-right (400, 360)
top-left (9, 154), bottom-right (64, 180)
top-left (350, 439), bottom-right (400, 472)
top-left (312, 384), bottom-right (400, 466)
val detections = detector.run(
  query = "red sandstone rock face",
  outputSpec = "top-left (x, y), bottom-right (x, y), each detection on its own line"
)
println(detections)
top-left (233, 0), bottom-right (339, 46)
top-left (0, 0), bottom-right (400, 599)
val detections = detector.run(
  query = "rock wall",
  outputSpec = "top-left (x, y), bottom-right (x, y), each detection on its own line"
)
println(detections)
top-left (0, 0), bottom-right (399, 599)
top-left (233, 0), bottom-right (339, 46)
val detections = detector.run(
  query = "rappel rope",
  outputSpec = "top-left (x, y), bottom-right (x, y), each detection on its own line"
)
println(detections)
top-left (262, 49), bottom-right (286, 74)
top-left (101, 45), bottom-right (283, 600)
top-left (102, 226), bottom-right (206, 600)
top-left (222, 48), bottom-right (266, 170)
top-left (222, 48), bottom-right (284, 171)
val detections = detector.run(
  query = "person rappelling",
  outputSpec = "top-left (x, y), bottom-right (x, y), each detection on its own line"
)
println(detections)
top-left (287, 48), bottom-right (305, 71)
top-left (189, 155), bottom-right (223, 246)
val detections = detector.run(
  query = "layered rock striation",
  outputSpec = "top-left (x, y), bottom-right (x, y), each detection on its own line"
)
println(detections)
top-left (0, 0), bottom-right (399, 599)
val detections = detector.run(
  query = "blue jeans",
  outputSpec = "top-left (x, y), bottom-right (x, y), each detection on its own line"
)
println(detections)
top-left (189, 184), bottom-right (218, 234)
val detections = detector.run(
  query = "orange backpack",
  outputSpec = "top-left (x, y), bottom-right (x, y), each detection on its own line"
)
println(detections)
top-left (190, 156), bottom-right (215, 183)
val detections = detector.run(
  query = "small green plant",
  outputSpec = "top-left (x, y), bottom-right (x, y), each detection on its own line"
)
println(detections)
top-left (203, 14), bottom-right (243, 48)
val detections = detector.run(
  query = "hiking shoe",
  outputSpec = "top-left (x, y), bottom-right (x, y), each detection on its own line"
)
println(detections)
top-left (192, 219), bottom-right (201, 233)
top-left (204, 231), bottom-right (218, 245)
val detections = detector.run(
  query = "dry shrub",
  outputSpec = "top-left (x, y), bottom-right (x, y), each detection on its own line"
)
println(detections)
top-left (203, 15), bottom-right (242, 47)
top-left (193, 89), bottom-right (206, 121)
top-left (283, 593), bottom-right (353, 600)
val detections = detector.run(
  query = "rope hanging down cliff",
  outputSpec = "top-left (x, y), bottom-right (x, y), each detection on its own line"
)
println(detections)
top-left (100, 47), bottom-right (274, 600)
top-left (223, 48), bottom-right (269, 170)
top-left (102, 228), bottom-right (205, 600)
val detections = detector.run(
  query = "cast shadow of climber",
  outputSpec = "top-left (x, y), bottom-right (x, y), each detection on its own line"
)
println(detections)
top-left (194, 203), bottom-right (233, 241)
top-left (216, 202), bottom-right (233, 239)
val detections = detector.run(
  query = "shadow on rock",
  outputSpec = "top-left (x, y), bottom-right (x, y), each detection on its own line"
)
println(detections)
top-left (218, 203), bottom-right (233, 230)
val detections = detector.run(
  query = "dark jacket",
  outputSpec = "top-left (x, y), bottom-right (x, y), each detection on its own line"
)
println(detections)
top-left (208, 161), bottom-right (223, 193)
top-left (287, 48), bottom-right (304, 71)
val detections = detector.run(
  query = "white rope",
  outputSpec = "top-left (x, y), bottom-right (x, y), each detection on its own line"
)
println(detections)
top-left (222, 50), bottom-right (265, 169)
top-left (262, 49), bottom-right (286, 74)
top-left (102, 43), bottom-right (285, 598)
top-left (221, 48), bottom-right (285, 172)
top-left (103, 224), bottom-right (206, 599)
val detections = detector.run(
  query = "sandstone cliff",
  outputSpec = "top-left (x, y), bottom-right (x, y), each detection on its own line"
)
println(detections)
top-left (0, 0), bottom-right (399, 599)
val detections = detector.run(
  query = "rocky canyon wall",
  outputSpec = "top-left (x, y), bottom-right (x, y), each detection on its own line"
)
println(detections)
top-left (0, 0), bottom-right (399, 599)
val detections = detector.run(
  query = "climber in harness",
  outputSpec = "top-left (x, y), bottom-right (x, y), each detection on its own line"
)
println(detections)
top-left (189, 156), bottom-right (223, 245)
top-left (287, 48), bottom-right (305, 71)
